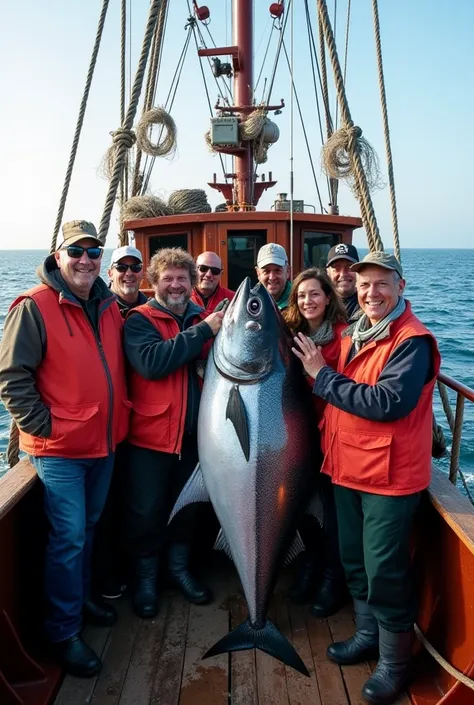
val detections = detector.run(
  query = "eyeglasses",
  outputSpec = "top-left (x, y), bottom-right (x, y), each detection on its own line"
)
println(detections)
top-left (197, 264), bottom-right (222, 276)
top-left (113, 263), bottom-right (143, 273)
top-left (64, 245), bottom-right (103, 260)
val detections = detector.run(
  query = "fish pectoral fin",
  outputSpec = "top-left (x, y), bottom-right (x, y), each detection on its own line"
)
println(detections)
top-left (213, 528), bottom-right (234, 561)
top-left (282, 531), bottom-right (306, 567)
top-left (168, 463), bottom-right (209, 525)
top-left (226, 384), bottom-right (250, 461)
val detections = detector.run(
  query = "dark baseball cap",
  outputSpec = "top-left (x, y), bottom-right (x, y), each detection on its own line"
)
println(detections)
top-left (326, 243), bottom-right (359, 267)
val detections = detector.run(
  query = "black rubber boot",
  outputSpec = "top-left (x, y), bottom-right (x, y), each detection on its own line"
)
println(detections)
top-left (309, 571), bottom-right (347, 618)
top-left (132, 556), bottom-right (159, 618)
top-left (168, 543), bottom-right (212, 605)
top-left (53, 634), bottom-right (102, 677)
top-left (327, 598), bottom-right (379, 665)
top-left (83, 598), bottom-right (117, 626)
top-left (288, 551), bottom-right (319, 604)
top-left (361, 627), bottom-right (413, 704)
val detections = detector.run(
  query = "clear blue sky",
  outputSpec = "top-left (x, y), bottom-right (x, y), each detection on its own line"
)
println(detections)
top-left (1, 0), bottom-right (473, 250)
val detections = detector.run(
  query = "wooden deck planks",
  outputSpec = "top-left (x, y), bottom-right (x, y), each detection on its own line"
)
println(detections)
top-left (118, 593), bottom-right (170, 705)
top-left (149, 593), bottom-right (190, 705)
top-left (92, 599), bottom-right (142, 704)
top-left (55, 564), bottom-right (408, 705)
top-left (179, 567), bottom-right (229, 705)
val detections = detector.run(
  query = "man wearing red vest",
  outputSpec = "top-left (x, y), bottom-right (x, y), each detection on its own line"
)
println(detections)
top-left (124, 247), bottom-right (224, 618)
top-left (190, 250), bottom-right (235, 312)
top-left (292, 251), bottom-right (440, 705)
top-left (0, 221), bottom-right (129, 678)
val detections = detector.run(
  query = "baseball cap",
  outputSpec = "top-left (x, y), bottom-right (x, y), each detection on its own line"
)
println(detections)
top-left (110, 245), bottom-right (143, 267)
top-left (59, 220), bottom-right (102, 248)
top-left (351, 251), bottom-right (403, 278)
top-left (326, 243), bottom-right (359, 267)
top-left (257, 243), bottom-right (289, 268)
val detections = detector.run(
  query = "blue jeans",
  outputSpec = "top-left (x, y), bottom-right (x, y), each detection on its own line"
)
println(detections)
top-left (30, 454), bottom-right (114, 643)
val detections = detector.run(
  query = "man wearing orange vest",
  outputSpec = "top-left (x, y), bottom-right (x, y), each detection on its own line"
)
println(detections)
top-left (123, 247), bottom-right (224, 618)
top-left (292, 251), bottom-right (440, 705)
top-left (0, 221), bottom-right (129, 678)
top-left (190, 250), bottom-right (235, 312)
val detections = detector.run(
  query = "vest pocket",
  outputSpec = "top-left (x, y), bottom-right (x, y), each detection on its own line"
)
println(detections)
top-left (49, 404), bottom-right (101, 454)
top-left (337, 428), bottom-right (392, 487)
top-left (131, 402), bottom-right (171, 449)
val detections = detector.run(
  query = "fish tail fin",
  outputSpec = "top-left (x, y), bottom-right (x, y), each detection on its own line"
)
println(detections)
top-left (203, 618), bottom-right (310, 677)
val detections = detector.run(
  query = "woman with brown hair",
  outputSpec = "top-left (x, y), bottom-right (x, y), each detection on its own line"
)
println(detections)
top-left (284, 268), bottom-right (348, 617)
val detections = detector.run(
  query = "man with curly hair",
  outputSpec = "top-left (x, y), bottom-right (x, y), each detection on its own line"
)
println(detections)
top-left (123, 247), bottom-right (224, 618)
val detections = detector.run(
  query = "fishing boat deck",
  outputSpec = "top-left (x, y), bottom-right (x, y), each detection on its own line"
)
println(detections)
top-left (54, 559), bottom-right (409, 705)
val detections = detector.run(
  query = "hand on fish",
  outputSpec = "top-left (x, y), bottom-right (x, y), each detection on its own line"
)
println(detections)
top-left (205, 309), bottom-right (225, 335)
top-left (291, 332), bottom-right (327, 379)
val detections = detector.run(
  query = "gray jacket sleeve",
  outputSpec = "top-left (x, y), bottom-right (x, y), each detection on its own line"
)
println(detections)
top-left (124, 313), bottom-right (214, 380)
top-left (313, 336), bottom-right (433, 422)
top-left (0, 298), bottom-right (52, 437)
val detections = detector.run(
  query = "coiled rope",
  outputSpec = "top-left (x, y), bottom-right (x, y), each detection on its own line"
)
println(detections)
top-left (316, 0), bottom-right (383, 253)
top-left (122, 189), bottom-right (211, 223)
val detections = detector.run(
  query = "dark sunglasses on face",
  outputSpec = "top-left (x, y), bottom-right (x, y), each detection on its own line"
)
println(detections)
top-left (64, 245), bottom-right (103, 260)
top-left (113, 263), bottom-right (143, 273)
top-left (197, 264), bottom-right (222, 276)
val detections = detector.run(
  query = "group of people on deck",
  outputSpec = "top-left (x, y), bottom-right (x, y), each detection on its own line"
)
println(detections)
top-left (0, 220), bottom-right (439, 705)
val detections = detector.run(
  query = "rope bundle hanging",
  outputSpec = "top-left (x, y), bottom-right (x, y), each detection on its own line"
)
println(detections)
top-left (322, 125), bottom-right (384, 192)
top-left (136, 107), bottom-right (177, 158)
top-left (240, 109), bottom-right (267, 140)
top-left (168, 189), bottom-right (211, 213)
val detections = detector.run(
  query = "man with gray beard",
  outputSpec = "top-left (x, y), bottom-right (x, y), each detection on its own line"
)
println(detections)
top-left (123, 248), bottom-right (223, 618)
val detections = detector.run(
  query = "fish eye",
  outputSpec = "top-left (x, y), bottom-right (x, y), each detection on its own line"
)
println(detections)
top-left (247, 297), bottom-right (262, 317)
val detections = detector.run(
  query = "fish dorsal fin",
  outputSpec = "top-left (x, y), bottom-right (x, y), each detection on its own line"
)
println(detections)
top-left (168, 463), bottom-right (210, 524)
top-left (213, 528), bottom-right (234, 561)
top-left (282, 531), bottom-right (305, 567)
top-left (226, 384), bottom-right (250, 461)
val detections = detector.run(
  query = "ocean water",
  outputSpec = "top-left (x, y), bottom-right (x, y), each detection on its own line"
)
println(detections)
top-left (0, 249), bottom-right (473, 490)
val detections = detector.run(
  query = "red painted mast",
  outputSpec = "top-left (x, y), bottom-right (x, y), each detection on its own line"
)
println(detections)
top-left (233, 0), bottom-right (254, 207)
top-left (198, 0), bottom-right (283, 208)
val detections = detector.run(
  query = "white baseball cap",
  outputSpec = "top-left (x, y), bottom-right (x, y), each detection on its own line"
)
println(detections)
top-left (110, 245), bottom-right (143, 267)
top-left (257, 243), bottom-right (288, 268)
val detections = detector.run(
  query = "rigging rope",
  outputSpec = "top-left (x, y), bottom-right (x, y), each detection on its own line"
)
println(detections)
top-left (281, 40), bottom-right (324, 212)
top-left (50, 0), bottom-right (111, 255)
top-left (99, 0), bottom-right (165, 242)
top-left (317, 5), bottom-right (337, 207)
top-left (414, 624), bottom-right (474, 691)
top-left (372, 0), bottom-right (401, 262)
top-left (131, 0), bottom-right (169, 199)
top-left (317, 0), bottom-right (384, 252)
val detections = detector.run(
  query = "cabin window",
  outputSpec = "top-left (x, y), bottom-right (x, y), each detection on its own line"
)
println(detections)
top-left (227, 230), bottom-right (267, 291)
top-left (149, 233), bottom-right (188, 257)
top-left (303, 232), bottom-right (339, 269)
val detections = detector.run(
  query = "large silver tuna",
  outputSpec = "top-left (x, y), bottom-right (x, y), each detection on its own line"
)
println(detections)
top-left (171, 278), bottom-right (316, 675)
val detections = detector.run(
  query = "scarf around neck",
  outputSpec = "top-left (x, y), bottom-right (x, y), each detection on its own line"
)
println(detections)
top-left (352, 297), bottom-right (406, 352)
top-left (308, 318), bottom-right (334, 347)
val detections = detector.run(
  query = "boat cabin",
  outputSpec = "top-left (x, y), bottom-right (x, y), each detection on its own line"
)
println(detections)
top-left (123, 209), bottom-right (363, 292)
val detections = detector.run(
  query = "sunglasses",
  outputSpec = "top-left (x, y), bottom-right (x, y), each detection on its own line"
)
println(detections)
top-left (197, 264), bottom-right (222, 276)
top-left (64, 245), bottom-right (103, 260)
top-left (113, 263), bottom-right (143, 273)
